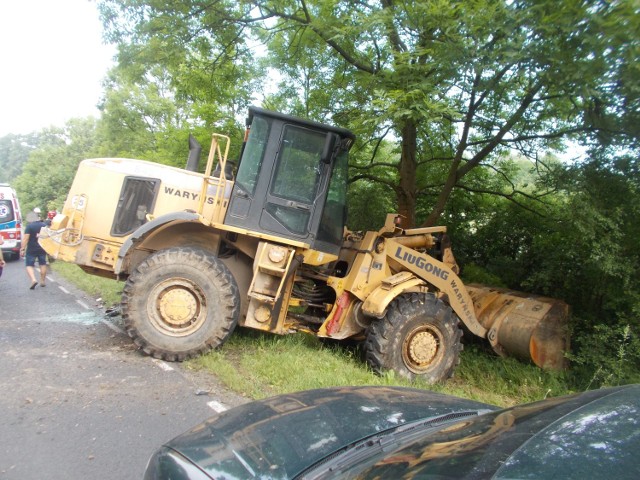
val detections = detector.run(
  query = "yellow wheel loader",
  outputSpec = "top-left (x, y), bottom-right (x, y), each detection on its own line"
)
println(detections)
top-left (40, 107), bottom-right (569, 383)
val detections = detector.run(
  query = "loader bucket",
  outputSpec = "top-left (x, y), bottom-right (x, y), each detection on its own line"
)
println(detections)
top-left (465, 284), bottom-right (570, 370)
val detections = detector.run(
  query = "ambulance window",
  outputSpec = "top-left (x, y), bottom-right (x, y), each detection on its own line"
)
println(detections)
top-left (111, 177), bottom-right (159, 236)
top-left (0, 200), bottom-right (15, 223)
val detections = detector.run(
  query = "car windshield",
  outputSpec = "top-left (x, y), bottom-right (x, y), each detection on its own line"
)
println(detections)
top-left (494, 386), bottom-right (640, 479)
top-left (324, 387), bottom-right (640, 479)
top-left (299, 410), bottom-right (486, 479)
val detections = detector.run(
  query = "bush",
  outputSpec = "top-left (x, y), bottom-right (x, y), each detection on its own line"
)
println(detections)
top-left (568, 320), bottom-right (640, 389)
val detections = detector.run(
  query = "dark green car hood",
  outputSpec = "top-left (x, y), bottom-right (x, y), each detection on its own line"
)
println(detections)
top-left (154, 386), bottom-right (494, 479)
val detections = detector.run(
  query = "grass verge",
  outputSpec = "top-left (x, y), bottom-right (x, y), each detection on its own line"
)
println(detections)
top-left (52, 261), bottom-right (573, 407)
top-left (188, 330), bottom-right (572, 407)
top-left (51, 260), bottom-right (123, 307)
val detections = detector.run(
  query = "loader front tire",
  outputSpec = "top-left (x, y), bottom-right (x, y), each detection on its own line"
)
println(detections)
top-left (364, 293), bottom-right (462, 383)
top-left (121, 246), bottom-right (240, 361)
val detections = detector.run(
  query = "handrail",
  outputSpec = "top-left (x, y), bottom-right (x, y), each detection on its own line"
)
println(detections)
top-left (197, 133), bottom-right (231, 224)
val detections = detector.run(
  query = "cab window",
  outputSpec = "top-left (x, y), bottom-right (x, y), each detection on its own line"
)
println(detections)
top-left (235, 117), bottom-right (269, 195)
top-left (111, 177), bottom-right (159, 236)
top-left (317, 150), bottom-right (348, 245)
top-left (270, 126), bottom-right (325, 203)
top-left (265, 126), bottom-right (325, 234)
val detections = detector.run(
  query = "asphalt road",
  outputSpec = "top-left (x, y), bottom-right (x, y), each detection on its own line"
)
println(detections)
top-left (0, 258), bottom-right (247, 479)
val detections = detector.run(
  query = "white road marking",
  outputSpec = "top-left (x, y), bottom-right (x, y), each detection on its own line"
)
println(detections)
top-left (152, 359), bottom-right (174, 372)
top-left (76, 300), bottom-right (90, 310)
top-left (207, 400), bottom-right (228, 413)
top-left (148, 359), bottom-right (231, 414)
top-left (58, 286), bottom-right (70, 294)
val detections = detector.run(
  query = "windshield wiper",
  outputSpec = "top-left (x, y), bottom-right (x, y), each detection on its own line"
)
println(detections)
top-left (297, 409), bottom-right (490, 480)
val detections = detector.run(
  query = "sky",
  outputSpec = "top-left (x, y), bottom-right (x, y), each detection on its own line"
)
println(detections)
top-left (0, 0), bottom-right (116, 137)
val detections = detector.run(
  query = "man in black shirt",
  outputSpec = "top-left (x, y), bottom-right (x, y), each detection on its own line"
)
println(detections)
top-left (20, 215), bottom-right (48, 289)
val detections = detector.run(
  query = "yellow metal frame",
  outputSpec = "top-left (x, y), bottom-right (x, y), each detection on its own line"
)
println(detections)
top-left (198, 134), bottom-right (231, 225)
top-left (384, 237), bottom-right (487, 338)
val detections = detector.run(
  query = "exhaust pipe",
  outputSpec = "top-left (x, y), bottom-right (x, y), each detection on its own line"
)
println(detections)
top-left (466, 284), bottom-right (570, 370)
top-left (186, 134), bottom-right (202, 172)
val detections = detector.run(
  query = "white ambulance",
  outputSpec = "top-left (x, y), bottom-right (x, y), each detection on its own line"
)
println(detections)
top-left (0, 183), bottom-right (23, 259)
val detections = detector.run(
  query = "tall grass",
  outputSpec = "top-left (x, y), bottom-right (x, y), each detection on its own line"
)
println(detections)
top-left (189, 330), bottom-right (571, 407)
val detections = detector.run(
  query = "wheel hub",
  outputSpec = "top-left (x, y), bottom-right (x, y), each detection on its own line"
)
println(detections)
top-left (408, 330), bottom-right (438, 365)
top-left (157, 287), bottom-right (198, 326)
top-left (402, 324), bottom-right (444, 374)
top-left (147, 278), bottom-right (207, 336)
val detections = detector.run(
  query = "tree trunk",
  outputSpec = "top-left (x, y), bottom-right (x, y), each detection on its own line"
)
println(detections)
top-left (396, 119), bottom-right (418, 228)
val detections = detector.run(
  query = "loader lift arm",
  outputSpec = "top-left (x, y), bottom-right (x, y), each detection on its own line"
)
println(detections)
top-left (358, 218), bottom-right (569, 372)
top-left (382, 238), bottom-right (487, 339)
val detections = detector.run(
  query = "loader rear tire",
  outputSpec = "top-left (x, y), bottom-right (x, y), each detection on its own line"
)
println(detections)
top-left (121, 246), bottom-right (240, 361)
top-left (364, 292), bottom-right (462, 383)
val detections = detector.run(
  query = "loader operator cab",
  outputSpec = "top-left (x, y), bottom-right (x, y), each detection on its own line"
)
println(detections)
top-left (224, 107), bottom-right (356, 255)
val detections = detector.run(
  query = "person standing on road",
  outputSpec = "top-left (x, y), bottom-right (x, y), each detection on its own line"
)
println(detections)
top-left (20, 211), bottom-right (48, 289)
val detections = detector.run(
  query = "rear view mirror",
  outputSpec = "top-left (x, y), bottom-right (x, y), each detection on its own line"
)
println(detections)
top-left (320, 133), bottom-right (338, 164)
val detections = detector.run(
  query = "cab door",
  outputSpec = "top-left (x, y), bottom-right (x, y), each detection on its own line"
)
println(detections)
top-left (225, 111), bottom-right (330, 246)
top-left (258, 124), bottom-right (327, 240)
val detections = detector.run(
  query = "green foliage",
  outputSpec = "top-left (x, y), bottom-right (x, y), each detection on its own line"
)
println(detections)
top-left (568, 322), bottom-right (640, 389)
top-left (459, 264), bottom-right (507, 288)
top-left (447, 148), bottom-right (640, 387)
top-left (221, 0), bottom-right (639, 226)
top-left (96, 66), bottom-right (248, 166)
top-left (93, 0), bottom-right (639, 228)
top-left (97, 0), bottom-right (262, 163)
top-left (13, 118), bottom-right (102, 213)
top-left (0, 133), bottom-right (42, 183)
top-left (346, 180), bottom-right (395, 231)
top-left (96, 70), bottom-right (176, 159)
